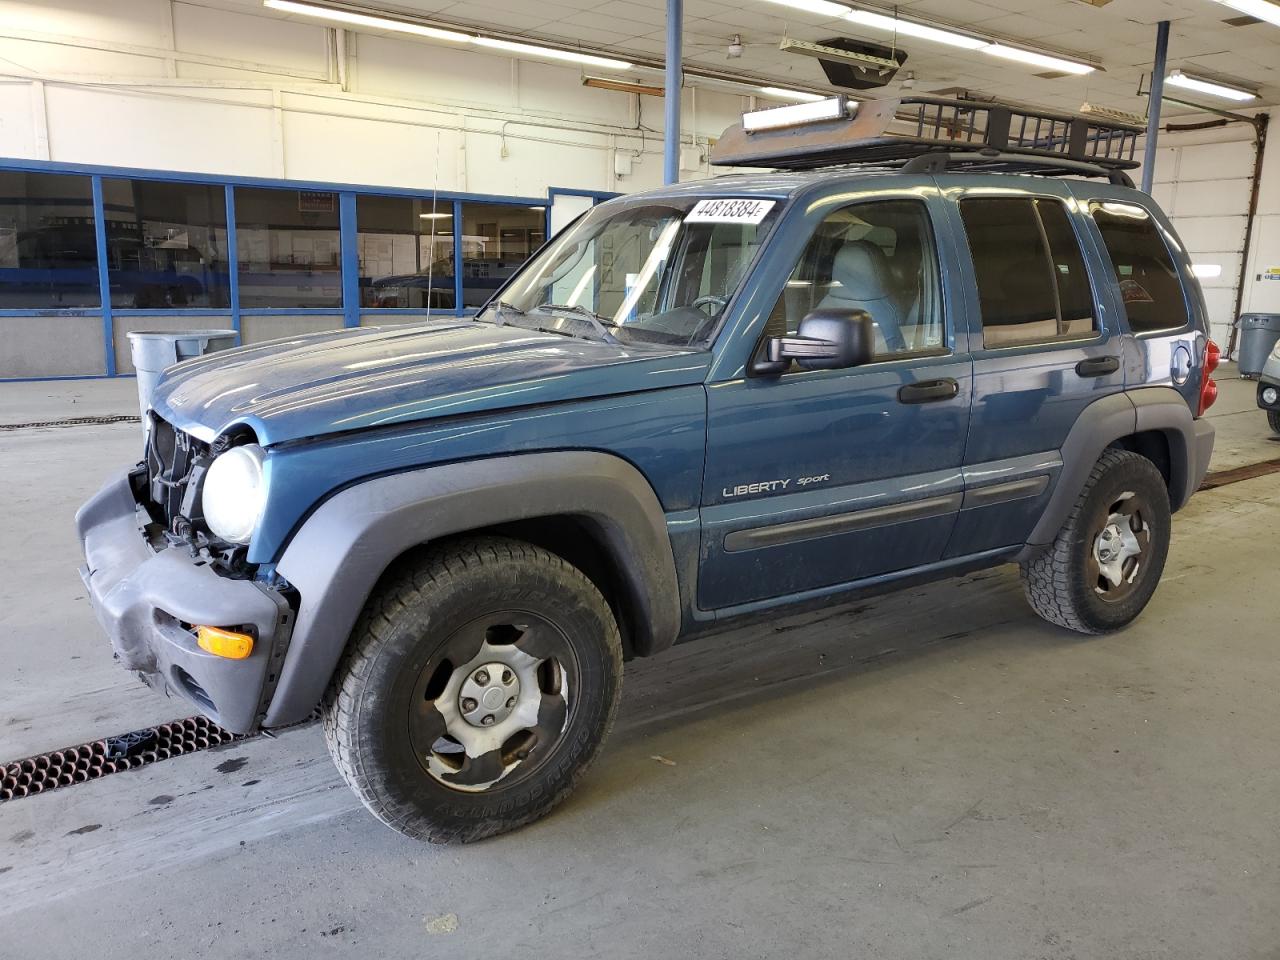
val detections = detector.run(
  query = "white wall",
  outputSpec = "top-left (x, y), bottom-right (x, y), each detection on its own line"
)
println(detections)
top-left (0, 0), bottom-right (747, 195)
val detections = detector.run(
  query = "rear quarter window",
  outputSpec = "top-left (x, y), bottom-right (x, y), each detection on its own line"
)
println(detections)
top-left (1088, 201), bottom-right (1191, 335)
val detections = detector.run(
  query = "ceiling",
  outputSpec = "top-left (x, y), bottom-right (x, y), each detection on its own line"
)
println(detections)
top-left (267, 0), bottom-right (1280, 114)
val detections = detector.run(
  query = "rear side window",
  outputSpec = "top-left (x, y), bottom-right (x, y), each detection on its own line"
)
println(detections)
top-left (1089, 201), bottom-right (1190, 334)
top-left (959, 197), bottom-right (1097, 348)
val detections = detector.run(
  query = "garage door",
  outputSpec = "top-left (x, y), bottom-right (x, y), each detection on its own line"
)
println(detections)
top-left (1150, 136), bottom-right (1257, 350)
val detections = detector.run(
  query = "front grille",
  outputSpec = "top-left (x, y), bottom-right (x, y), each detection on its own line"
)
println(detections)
top-left (144, 414), bottom-right (212, 533)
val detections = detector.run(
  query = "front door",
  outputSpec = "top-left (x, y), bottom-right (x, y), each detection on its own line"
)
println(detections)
top-left (698, 193), bottom-right (973, 612)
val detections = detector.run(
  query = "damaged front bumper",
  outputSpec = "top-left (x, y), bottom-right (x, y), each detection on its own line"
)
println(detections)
top-left (75, 471), bottom-right (292, 734)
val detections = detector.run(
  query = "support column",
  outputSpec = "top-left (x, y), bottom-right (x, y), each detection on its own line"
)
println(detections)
top-left (1141, 20), bottom-right (1170, 195)
top-left (664, 0), bottom-right (683, 186)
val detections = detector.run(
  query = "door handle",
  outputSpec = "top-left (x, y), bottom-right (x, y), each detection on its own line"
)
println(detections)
top-left (897, 378), bottom-right (960, 404)
top-left (1075, 356), bottom-right (1120, 378)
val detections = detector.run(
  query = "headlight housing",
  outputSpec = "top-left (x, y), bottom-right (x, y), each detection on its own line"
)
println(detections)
top-left (201, 444), bottom-right (267, 544)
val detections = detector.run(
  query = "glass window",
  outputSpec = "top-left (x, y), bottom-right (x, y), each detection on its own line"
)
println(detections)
top-left (484, 196), bottom-right (780, 347)
top-left (959, 197), bottom-right (1097, 348)
top-left (235, 187), bottom-right (341, 308)
top-left (1089, 201), bottom-right (1190, 334)
top-left (0, 171), bottom-right (99, 308)
top-left (356, 195), bottom-right (454, 309)
top-left (460, 203), bottom-right (545, 308)
top-left (764, 199), bottom-right (944, 357)
top-left (100, 178), bottom-right (230, 309)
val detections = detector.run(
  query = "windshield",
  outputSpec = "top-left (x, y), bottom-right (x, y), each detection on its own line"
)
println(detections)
top-left (477, 196), bottom-right (781, 346)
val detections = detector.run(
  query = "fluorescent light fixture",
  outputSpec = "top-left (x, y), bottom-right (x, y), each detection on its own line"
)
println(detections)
top-left (743, 96), bottom-right (847, 132)
top-left (758, 0), bottom-right (850, 16)
top-left (1191, 263), bottom-right (1223, 279)
top-left (1214, 0), bottom-right (1280, 27)
top-left (984, 43), bottom-right (1095, 75)
top-left (472, 36), bottom-right (631, 69)
top-left (1165, 70), bottom-right (1256, 102)
top-left (419, 212), bottom-right (452, 219)
top-left (264, 0), bottom-right (630, 69)
top-left (759, 86), bottom-right (827, 102)
top-left (263, 0), bottom-right (469, 41)
top-left (845, 8), bottom-right (988, 50)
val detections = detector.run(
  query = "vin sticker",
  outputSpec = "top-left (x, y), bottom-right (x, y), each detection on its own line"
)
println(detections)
top-left (685, 198), bottom-right (775, 225)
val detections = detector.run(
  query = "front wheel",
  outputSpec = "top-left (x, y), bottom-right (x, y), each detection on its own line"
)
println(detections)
top-left (1268, 409), bottom-right (1280, 436)
top-left (323, 537), bottom-right (623, 842)
top-left (1020, 448), bottom-right (1171, 635)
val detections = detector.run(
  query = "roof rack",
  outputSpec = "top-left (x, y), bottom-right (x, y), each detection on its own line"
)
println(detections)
top-left (710, 95), bottom-right (1143, 185)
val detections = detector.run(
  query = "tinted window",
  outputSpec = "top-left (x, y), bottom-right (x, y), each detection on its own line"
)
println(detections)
top-left (101, 179), bottom-right (230, 309)
top-left (460, 203), bottom-right (544, 308)
top-left (0, 171), bottom-right (100, 308)
top-left (765, 199), bottom-right (944, 357)
top-left (1089, 201), bottom-right (1190, 334)
top-left (235, 187), bottom-right (341, 308)
top-left (357, 195), bottom-right (455, 309)
top-left (959, 197), bottom-right (1097, 348)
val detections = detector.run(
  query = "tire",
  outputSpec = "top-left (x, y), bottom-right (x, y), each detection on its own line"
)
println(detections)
top-left (1019, 448), bottom-right (1172, 635)
top-left (323, 536), bottom-right (623, 843)
top-left (1269, 409), bottom-right (1280, 436)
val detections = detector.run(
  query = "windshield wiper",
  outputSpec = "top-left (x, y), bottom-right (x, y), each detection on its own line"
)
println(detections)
top-left (490, 300), bottom-right (526, 326)
top-left (533, 303), bottom-right (619, 343)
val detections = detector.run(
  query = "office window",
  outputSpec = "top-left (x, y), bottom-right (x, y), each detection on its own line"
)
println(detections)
top-left (356, 195), bottom-right (455, 309)
top-left (0, 171), bottom-right (99, 308)
top-left (460, 203), bottom-right (545, 307)
top-left (1089, 201), bottom-right (1190, 334)
top-left (235, 187), bottom-right (341, 308)
top-left (959, 197), bottom-right (1097, 348)
top-left (764, 199), bottom-right (944, 357)
top-left (101, 178), bottom-right (230, 308)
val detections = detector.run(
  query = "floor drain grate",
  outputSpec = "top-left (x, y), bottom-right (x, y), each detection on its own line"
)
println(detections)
top-left (0, 414), bottom-right (141, 432)
top-left (0, 716), bottom-right (242, 802)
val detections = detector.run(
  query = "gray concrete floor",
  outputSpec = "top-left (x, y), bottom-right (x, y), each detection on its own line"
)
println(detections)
top-left (0, 370), bottom-right (1278, 959)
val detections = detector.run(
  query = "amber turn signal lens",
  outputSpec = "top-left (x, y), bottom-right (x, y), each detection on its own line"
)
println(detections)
top-left (195, 626), bottom-right (254, 660)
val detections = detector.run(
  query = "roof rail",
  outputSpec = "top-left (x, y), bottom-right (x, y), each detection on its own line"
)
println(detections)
top-left (710, 95), bottom-right (1143, 181)
top-left (901, 149), bottom-right (1136, 187)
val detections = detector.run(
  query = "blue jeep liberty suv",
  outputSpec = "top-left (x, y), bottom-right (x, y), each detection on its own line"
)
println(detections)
top-left (78, 97), bottom-right (1219, 841)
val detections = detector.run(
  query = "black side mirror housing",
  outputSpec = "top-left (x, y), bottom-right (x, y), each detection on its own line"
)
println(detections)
top-left (755, 308), bottom-right (875, 375)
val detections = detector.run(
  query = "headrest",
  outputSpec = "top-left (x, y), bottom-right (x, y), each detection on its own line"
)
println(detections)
top-left (828, 240), bottom-right (893, 301)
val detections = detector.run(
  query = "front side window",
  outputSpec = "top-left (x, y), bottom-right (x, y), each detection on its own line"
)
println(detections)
top-left (764, 198), bottom-right (944, 357)
top-left (483, 197), bottom-right (780, 347)
top-left (1089, 201), bottom-right (1190, 334)
top-left (0, 171), bottom-right (100, 308)
top-left (960, 196), bottom-right (1097, 348)
top-left (101, 178), bottom-right (230, 309)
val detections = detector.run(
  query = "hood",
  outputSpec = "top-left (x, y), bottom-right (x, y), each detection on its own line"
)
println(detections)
top-left (151, 319), bottom-right (711, 446)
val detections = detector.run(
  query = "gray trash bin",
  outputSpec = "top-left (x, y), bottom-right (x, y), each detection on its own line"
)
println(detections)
top-left (127, 329), bottom-right (237, 427)
top-left (1237, 314), bottom-right (1280, 379)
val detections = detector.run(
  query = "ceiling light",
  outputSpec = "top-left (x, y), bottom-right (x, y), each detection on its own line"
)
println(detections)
top-left (1191, 263), bottom-right (1223, 279)
top-left (758, 0), bottom-right (850, 16)
top-left (263, 0), bottom-right (469, 41)
top-left (984, 43), bottom-right (1095, 75)
top-left (759, 86), bottom-right (828, 102)
top-left (743, 96), bottom-right (849, 131)
top-left (473, 37), bottom-right (631, 69)
top-left (1164, 70), bottom-right (1256, 101)
top-left (844, 9), bottom-right (988, 50)
top-left (1213, 0), bottom-right (1280, 27)
top-left (419, 212), bottom-right (452, 219)
top-left (264, 0), bottom-right (630, 69)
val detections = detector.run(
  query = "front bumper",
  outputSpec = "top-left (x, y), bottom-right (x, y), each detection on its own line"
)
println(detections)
top-left (1258, 372), bottom-right (1280, 413)
top-left (75, 471), bottom-right (291, 734)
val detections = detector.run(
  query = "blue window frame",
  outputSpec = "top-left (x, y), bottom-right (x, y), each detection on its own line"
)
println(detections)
top-left (0, 158), bottom-right (587, 379)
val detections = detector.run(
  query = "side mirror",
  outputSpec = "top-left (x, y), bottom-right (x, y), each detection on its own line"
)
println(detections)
top-left (755, 308), bottom-right (875, 375)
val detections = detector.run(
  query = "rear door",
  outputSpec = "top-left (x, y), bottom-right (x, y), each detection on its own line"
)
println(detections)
top-left (698, 187), bottom-right (973, 612)
top-left (941, 181), bottom-right (1126, 556)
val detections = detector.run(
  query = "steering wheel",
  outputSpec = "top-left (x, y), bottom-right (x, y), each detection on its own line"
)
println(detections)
top-left (691, 294), bottom-right (728, 316)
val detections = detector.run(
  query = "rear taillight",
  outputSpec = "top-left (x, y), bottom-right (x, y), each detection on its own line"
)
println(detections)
top-left (1197, 339), bottom-right (1221, 417)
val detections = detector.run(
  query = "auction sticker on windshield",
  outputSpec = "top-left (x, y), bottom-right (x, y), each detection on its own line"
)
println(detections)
top-left (685, 198), bottom-right (775, 224)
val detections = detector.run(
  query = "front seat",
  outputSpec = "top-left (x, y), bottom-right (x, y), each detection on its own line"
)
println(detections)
top-left (817, 240), bottom-right (907, 353)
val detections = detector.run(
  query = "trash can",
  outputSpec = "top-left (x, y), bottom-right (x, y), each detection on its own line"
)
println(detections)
top-left (1237, 313), bottom-right (1280, 379)
top-left (127, 329), bottom-right (237, 427)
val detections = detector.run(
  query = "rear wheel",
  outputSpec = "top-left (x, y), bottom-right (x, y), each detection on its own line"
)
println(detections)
top-left (323, 537), bottom-right (623, 843)
top-left (1020, 448), bottom-right (1171, 635)
top-left (1268, 409), bottom-right (1280, 436)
